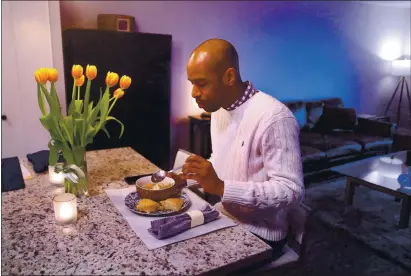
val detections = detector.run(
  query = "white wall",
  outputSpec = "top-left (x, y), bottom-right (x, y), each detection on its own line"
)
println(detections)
top-left (337, 2), bottom-right (411, 125)
top-left (1, 1), bottom-right (65, 158)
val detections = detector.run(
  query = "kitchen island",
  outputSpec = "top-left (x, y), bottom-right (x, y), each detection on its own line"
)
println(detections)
top-left (1, 147), bottom-right (272, 275)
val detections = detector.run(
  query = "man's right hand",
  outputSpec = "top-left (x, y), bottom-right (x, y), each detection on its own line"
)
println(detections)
top-left (167, 172), bottom-right (187, 189)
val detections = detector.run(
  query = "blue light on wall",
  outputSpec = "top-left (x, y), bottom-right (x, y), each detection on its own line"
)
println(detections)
top-left (239, 4), bottom-right (359, 109)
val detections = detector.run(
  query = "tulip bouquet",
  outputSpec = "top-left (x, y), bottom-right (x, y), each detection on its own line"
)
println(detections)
top-left (34, 65), bottom-right (131, 196)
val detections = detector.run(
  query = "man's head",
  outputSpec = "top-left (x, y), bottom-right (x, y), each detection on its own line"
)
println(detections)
top-left (187, 38), bottom-right (242, 112)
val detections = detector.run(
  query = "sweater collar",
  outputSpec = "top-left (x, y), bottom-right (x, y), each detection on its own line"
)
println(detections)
top-left (225, 81), bottom-right (259, 111)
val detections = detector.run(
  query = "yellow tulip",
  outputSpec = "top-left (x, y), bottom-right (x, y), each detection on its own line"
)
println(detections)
top-left (47, 68), bottom-right (58, 83)
top-left (113, 88), bottom-right (125, 99)
top-left (105, 72), bottom-right (119, 87)
top-left (86, 65), bottom-right (97, 80)
top-left (76, 75), bottom-right (85, 87)
top-left (72, 65), bottom-right (83, 79)
top-left (34, 68), bottom-right (48, 84)
top-left (119, 75), bottom-right (132, 90)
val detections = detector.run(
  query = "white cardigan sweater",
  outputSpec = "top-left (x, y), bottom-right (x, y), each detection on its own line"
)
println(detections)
top-left (209, 91), bottom-right (305, 241)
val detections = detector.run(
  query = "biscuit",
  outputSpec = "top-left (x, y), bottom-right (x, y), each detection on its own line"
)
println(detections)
top-left (136, 198), bottom-right (161, 213)
top-left (160, 198), bottom-right (184, 212)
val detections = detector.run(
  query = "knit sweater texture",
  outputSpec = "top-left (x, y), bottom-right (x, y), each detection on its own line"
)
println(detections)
top-left (210, 91), bottom-right (305, 241)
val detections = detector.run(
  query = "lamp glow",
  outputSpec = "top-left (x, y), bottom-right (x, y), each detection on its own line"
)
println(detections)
top-left (378, 157), bottom-right (404, 178)
top-left (391, 59), bottom-right (411, 76)
top-left (379, 39), bottom-right (401, 61)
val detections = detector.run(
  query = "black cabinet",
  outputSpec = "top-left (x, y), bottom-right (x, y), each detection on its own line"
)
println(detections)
top-left (189, 115), bottom-right (212, 159)
top-left (62, 29), bottom-right (172, 169)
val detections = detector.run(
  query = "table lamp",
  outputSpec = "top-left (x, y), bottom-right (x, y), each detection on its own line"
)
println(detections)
top-left (378, 156), bottom-right (404, 178)
top-left (384, 59), bottom-right (411, 126)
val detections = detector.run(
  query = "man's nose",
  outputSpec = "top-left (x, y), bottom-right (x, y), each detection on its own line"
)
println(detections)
top-left (191, 85), bottom-right (200, 98)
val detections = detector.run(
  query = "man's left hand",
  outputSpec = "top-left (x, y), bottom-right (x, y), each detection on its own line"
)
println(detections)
top-left (181, 155), bottom-right (224, 196)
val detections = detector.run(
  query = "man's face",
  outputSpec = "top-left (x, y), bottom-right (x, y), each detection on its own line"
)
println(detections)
top-left (186, 52), bottom-right (225, 113)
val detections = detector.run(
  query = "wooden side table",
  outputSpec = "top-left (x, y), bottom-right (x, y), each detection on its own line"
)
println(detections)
top-left (393, 128), bottom-right (411, 151)
top-left (189, 115), bottom-right (211, 158)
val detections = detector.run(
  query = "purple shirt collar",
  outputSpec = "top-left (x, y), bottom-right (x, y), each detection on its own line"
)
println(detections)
top-left (225, 81), bottom-right (259, 111)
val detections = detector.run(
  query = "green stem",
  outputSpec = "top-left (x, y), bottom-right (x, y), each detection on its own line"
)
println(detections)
top-left (39, 85), bottom-right (67, 145)
top-left (83, 79), bottom-right (92, 115)
top-left (77, 86), bottom-right (80, 100)
top-left (37, 83), bottom-right (47, 115)
top-left (71, 80), bottom-right (76, 101)
top-left (50, 83), bottom-right (61, 113)
top-left (107, 97), bottom-right (118, 116)
top-left (50, 83), bottom-right (63, 120)
top-left (81, 79), bottom-right (92, 145)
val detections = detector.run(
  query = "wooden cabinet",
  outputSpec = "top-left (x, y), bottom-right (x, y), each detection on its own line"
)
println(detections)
top-left (189, 115), bottom-right (212, 159)
top-left (62, 29), bottom-right (172, 169)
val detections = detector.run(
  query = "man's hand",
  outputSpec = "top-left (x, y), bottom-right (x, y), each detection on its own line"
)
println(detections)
top-left (166, 172), bottom-right (187, 189)
top-left (181, 155), bottom-right (224, 196)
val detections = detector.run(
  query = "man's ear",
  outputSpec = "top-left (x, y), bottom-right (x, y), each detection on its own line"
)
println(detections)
top-left (224, 68), bottom-right (237, 86)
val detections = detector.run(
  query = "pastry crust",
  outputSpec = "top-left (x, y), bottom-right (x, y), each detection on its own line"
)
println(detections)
top-left (160, 198), bottom-right (184, 212)
top-left (136, 198), bottom-right (161, 213)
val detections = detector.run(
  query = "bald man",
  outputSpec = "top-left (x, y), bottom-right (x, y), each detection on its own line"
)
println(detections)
top-left (173, 39), bottom-right (304, 259)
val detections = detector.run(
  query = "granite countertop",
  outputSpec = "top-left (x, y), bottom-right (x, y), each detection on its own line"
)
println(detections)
top-left (1, 147), bottom-right (272, 275)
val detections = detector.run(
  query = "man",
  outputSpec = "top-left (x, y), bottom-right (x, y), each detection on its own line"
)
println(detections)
top-left (172, 38), bottom-right (304, 259)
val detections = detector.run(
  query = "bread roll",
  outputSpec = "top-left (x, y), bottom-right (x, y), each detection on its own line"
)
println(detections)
top-left (136, 198), bottom-right (161, 213)
top-left (160, 198), bottom-right (184, 212)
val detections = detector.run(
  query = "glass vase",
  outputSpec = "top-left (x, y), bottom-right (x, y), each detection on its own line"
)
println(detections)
top-left (63, 152), bottom-right (89, 197)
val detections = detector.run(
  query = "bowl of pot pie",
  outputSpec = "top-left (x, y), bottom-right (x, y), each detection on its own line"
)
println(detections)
top-left (135, 176), bottom-right (181, 202)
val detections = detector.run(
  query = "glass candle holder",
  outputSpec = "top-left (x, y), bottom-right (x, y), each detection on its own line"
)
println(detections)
top-left (49, 164), bottom-right (64, 184)
top-left (53, 193), bottom-right (77, 225)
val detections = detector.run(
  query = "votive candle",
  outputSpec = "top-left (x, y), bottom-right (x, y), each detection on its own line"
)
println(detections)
top-left (53, 193), bottom-right (77, 225)
top-left (49, 165), bottom-right (64, 184)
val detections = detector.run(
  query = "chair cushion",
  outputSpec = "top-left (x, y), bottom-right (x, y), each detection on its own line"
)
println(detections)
top-left (314, 106), bottom-right (358, 131)
top-left (330, 132), bottom-right (392, 152)
top-left (324, 136), bottom-right (362, 158)
top-left (299, 131), bottom-right (325, 145)
top-left (301, 132), bottom-right (362, 158)
top-left (300, 146), bottom-right (326, 163)
top-left (358, 136), bottom-right (392, 152)
top-left (299, 131), bottom-right (331, 154)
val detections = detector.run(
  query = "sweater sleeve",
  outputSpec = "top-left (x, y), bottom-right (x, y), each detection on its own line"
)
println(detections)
top-left (221, 117), bottom-right (304, 217)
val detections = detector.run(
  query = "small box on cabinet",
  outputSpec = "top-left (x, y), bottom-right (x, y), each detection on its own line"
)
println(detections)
top-left (97, 14), bottom-right (136, 32)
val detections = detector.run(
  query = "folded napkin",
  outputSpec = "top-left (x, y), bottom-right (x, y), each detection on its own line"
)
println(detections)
top-left (148, 204), bottom-right (220, 240)
top-left (1, 157), bottom-right (25, 192)
top-left (27, 150), bottom-right (50, 173)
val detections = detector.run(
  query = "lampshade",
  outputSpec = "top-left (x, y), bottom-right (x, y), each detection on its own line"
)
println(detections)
top-left (391, 59), bottom-right (411, 76)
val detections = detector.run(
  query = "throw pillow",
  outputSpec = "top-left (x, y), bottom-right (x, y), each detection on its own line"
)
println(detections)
top-left (306, 102), bottom-right (324, 129)
top-left (314, 106), bottom-right (358, 132)
top-left (287, 102), bottom-right (307, 129)
top-left (293, 106), bottom-right (307, 129)
top-left (322, 98), bottom-right (344, 108)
